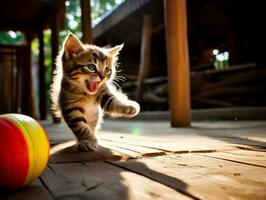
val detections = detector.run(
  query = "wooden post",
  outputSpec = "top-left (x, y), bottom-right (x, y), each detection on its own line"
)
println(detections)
top-left (51, 15), bottom-right (61, 123)
top-left (24, 31), bottom-right (35, 118)
top-left (38, 28), bottom-right (47, 120)
top-left (51, 16), bottom-right (59, 72)
top-left (136, 15), bottom-right (152, 99)
top-left (80, 0), bottom-right (92, 43)
top-left (164, 0), bottom-right (191, 127)
top-left (227, 31), bottom-right (236, 65)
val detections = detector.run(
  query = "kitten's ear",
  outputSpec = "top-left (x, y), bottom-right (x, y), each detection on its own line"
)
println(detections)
top-left (63, 33), bottom-right (84, 59)
top-left (107, 44), bottom-right (124, 57)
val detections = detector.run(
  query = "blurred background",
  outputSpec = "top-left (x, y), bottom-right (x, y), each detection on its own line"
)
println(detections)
top-left (0, 0), bottom-right (265, 122)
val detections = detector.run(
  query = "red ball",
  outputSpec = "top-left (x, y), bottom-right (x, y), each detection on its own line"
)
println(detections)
top-left (0, 114), bottom-right (50, 188)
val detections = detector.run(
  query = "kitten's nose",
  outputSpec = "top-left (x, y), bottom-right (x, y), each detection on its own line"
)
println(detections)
top-left (98, 73), bottom-right (104, 80)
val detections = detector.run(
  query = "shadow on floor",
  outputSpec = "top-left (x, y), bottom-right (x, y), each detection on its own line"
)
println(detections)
top-left (43, 142), bottom-right (194, 199)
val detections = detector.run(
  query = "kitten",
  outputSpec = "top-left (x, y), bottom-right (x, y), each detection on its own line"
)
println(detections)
top-left (50, 33), bottom-right (140, 151)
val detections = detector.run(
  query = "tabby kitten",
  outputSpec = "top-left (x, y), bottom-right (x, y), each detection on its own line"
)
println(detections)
top-left (51, 33), bottom-right (140, 151)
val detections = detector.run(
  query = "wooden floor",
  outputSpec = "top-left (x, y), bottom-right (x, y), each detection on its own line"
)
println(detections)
top-left (1, 119), bottom-right (266, 200)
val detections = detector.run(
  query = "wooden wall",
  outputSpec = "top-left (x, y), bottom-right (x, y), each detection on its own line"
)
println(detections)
top-left (0, 45), bottom-right (33, 116)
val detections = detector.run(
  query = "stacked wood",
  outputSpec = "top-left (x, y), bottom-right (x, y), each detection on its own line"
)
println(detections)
top-left (191, 64), bottom-right (266, 108)
top-left (122, 64), bottom-right (266, 110)
top-left (122, 77), bottom-right (168, 111)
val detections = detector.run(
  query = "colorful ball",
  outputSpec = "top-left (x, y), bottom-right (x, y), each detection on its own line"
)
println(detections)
top-left (0, 114), bottom-right (50, 188)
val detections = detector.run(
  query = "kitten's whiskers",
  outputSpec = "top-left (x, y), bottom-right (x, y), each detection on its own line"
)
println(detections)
top-left (112, 80), bottom-right (121, 89)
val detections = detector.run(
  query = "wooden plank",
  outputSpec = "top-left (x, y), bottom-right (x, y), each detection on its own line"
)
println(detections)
top-left (49, 140), bottom-right (128, 164)
top-left (101, 119), bottom-right (266, 150)
top-left (0, 179), bottom-right (53, 200)
top-left (215, 137), bottom-right (266, 149)
top-left (164, 0), bottom-right (191, 127)
top-left (38, 28), bottom-right (47, 120)
top-left (100, 132), bottom-right (237, 153)
top-left (42, 120), bottom-right (265, 153)
top-left (80, 0), bottom-right (92, 43)
top-left (113, 154), bottom-right (266, 200)
top-left (135, 14), bottom-right (152, 99)
top-left (200, 149), bottom-right (266, 167)
top-left (99, 141), bottom-right (141, 159)
top-left (41, 121), bottom-right (75, 145)
top-left (41, 162), bottom-right (191, 199)
top-left (44, 121), bottom-right (234, 153)
top-left (100, 139), bottom-right (165, 157)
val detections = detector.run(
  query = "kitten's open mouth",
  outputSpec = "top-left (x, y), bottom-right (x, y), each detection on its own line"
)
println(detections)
top-left (85, 80), bottom-right (101, 93)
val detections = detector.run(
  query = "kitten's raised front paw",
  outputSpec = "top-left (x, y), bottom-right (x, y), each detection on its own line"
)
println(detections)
top-left (78, 139), bottom-right (98, 152)
top-left (123, 101), bottom-right (140, 117)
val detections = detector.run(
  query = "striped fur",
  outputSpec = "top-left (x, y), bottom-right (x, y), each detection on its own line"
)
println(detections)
top-left (50, 33), bottom-right (140, 151)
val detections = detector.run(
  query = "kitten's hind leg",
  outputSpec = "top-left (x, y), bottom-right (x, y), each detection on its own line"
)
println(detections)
top-left (51, 106), bottom-right (62, 123)
top-left (50, 91), bottom-right (62, 123)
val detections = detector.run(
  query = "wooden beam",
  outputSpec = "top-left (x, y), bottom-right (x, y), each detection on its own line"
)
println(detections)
top-left (38, 29), bottom-right (47, 120)
top-left (164, 0), bottom-right (191, 127)
top-left (80, 0), bottom-right (92, 43)
top-left (136, 15), bottom-right (152, 99)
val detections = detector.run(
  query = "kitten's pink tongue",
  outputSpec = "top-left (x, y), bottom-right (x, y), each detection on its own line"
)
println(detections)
top-left (86, 81), bottom-right (99, 92)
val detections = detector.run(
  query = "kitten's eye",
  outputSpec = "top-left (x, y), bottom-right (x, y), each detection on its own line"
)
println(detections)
top-left (83, 64), bottom-right (96, 72)
top-left (104, 67), bottom-right (112, 74)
